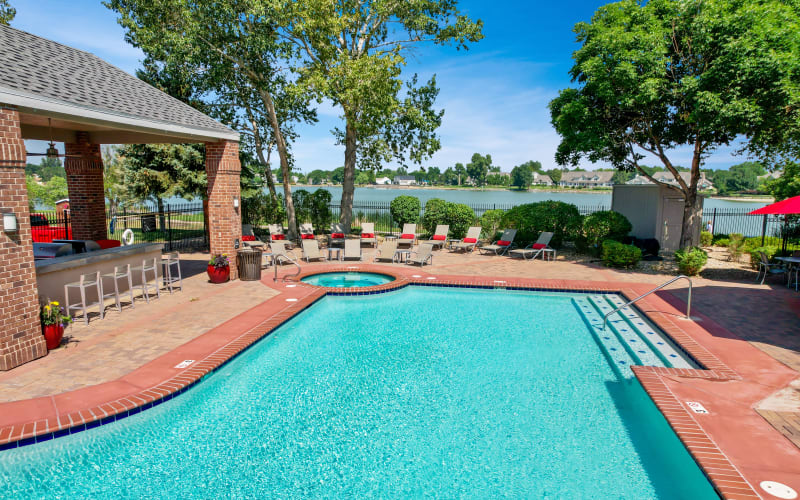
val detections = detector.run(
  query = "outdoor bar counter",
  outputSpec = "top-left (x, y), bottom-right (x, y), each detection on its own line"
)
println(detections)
top-left (36, 243), bottom-right (164, 305)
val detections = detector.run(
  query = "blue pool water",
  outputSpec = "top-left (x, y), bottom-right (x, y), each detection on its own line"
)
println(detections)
top-left (301, 271), bottom-right (394, 287)
top-left (0, 287), bottom-right (716, 498)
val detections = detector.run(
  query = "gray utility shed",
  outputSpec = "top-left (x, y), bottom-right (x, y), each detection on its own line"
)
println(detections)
top-left (611, 184), bottom-right (702, 252)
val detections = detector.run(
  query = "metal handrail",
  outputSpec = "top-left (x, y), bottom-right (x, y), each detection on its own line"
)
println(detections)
top-left (273, 253), bottom-right (301, 281)
top-left (602, 275), bottom-right (692, 330)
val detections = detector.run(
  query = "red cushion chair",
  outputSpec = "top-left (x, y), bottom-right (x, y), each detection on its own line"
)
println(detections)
top-left (361, 233), bottom-right (375, 239)
top-left (331, 232), bottom-right (345, 239)
top-left (301, 234), bottom-right (315, 240)
top-left (95, 239), bottom-right (122, 249)
top-left (271, 234), bottom-right (286, 241)
top-left (242, 235), bottom-right (256, 241)
top-left (463, 237), bottom-right (477, 243)
top-left (432, 235), bottom-right (446, 241)
top-left (532, 243), bottom-right (546, 249)
top-left (401, 233), bottom-right (414, 239)
top-left (497, 240), bottom-right (511, 246)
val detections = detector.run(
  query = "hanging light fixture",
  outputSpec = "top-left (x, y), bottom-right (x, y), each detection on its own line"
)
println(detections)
top-left (27, 118), bottom-right (82, 159)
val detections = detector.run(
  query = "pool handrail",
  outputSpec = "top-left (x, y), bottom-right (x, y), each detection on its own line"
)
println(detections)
top-left (273, 253), bottom-right (302, 281)
top-left (602, 275), bottom-right (692, 330)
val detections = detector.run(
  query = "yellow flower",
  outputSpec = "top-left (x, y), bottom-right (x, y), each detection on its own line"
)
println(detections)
top-left (51, 301), bottom-right (59, 306)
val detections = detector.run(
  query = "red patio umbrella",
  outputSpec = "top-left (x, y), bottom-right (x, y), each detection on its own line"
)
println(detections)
top-left (749, 195), bottom-right (800, 215)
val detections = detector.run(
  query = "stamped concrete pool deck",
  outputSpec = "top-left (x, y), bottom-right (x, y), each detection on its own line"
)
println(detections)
top-left (1, 248), bottom-right (800, 499)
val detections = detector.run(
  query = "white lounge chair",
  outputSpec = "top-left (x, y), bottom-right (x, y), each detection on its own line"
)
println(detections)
top-left (329, 223), bottom-right (347, 247)
top-left (374, 240), bottom-right (398, 262)
top-left (299, 223), bottom-right (316, 242)
top-left (398, 224), bottom-right (416, 249)
top-left (478, 229), bottom-right (517, 256)
top-left (301, 239), bottom-right (326, 262)
top-left (241, 224), bottom-right (267, 248)
top-left (407, 243), bottom-right (434, 266)
top-left (509, 232), bottom-right (555, 261)
top-left (269, 240), bottom-right (297, 264)
top-left (360, 222), bottom-right (377, 248)
top-left (422, 225), bottom-right (449, 250)
top-left (343, 239), bottom-right (362, 261)
top-left (450, 226), bottom-right (482, 253)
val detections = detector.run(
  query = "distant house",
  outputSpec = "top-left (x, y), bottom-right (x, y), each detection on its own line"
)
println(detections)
top-left (374, 176), bottom-right (391, 185)
top-left (627, 171), bottom-right (714, 190)
top-left (531, 172), bottom-right (553, 186)
top-left (758, 171), bottom-right (781, 182)
top-left (559, 171), bottom-right (614, 188)
top-left (393, 175), bottom-right (416, 186)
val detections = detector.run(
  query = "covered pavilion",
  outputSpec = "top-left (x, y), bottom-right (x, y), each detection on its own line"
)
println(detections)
top-left (0, 25), bottom-right (243, 370)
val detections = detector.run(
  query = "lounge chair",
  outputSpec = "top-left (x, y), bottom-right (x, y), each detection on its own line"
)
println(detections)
top-left (269, 240), bottom-right (297, 264)
top-left (343, 239), bottom-right (362, 261)
top-left (241, 224), bottom-right (267, 248)
top-left (407, 243), bottom-right (434, 266)
top-left (360, 223), bottom-right (377, 248)
top-left (299, 223), bottom-right (316, 241)
top-left (422, 225), bottom-right (449, 250)
top-left (450, 226), bottom-right (482, 253)
top-left (478, 229), bottom-right (517, 256)
top-left (301, 239), bottom-right (326, 262)
top-left (329, 223), bottom-right (347, 247)
top-left (509, 232), bottom-right (555, 261)
top-left (268, 223), bottom-right (293, 249)
top-left (374, 240), bottom-right (398, 262)
top-left (398, 224), bottom-right (416, 249)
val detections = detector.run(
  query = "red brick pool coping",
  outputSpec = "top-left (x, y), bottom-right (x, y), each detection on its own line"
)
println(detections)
top-left (2, 262), bottom-right (797, 498)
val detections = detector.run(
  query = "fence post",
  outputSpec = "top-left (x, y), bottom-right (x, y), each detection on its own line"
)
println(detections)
top-left (761, 214), bottom-right (768, 246)
top-left (123, 207), bottom-right (128, 229)
top-left (167, 205), bottom-right (173, 252)
top-left (711, 208), bottom-right (717, 235)
top-left (63, 212), bottom-right (70, 240)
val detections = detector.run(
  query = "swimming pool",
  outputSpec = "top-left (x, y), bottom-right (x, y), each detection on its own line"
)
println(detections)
top-left (301, 271), bottom-right (394, 287)
top-left (0, 287), bottom-right (716, 498)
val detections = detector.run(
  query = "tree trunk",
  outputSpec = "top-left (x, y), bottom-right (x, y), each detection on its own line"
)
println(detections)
top-left (258, 89), bottom-right (297, 239)
top-left (680, 192), bottom-right (703, 249)
top-left (340, 120), bottom-right (357, 230)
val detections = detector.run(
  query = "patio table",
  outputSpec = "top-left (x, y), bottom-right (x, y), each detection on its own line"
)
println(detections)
top-left (775, 256), bottom-right (800, 290)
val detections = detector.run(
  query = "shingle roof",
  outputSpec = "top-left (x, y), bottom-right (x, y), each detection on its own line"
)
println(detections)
top-left (560, 171), bottom-right (614, 182)
top-left (0, 25), bottom-right (233, 137)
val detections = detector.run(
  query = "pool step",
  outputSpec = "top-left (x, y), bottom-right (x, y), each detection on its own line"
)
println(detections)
top-left (586, 295), bottom-right (664, 368)
top-left (602, 295), bottom-right (694, 369)
top-left (573, 298), bottom-right (637, 378)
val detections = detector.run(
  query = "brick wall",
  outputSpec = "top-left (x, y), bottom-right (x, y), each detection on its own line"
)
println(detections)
top-left (0, 106), bottom-right (47, 370)
top-left (205, 140), bottom-right (242, 279)
top-left (65, 132), bottom-right (107, 240)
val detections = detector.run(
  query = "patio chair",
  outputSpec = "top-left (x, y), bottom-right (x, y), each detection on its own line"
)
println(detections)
top-left (269, 240), bottom-right (298, 264)
top-left (509, 232), bottom-right (555, 261)
top-left (343, 239), bottom-right (362, 261)
top-left (407, 243), bottom-right (434, 266)
top-left (329, 223), bottom-right (347, 247)
top-left (374, 240), bottom-right (398, 262)
top-left (450, 227), bottom-right (482, 253)
top-left (478, 229), bottom-right (517, 256)
top-left (422, 225), bottom-right (449, 250)
top-left (299, 223), bottom-right (316, 241)
top-left (397, 224), bottom-right (417, 249)
top-left (268, 223), bottom-right (293, 249)
top-left (301, 239), bottom-right (327, 262)
top-left (756, 251), bottom-right (786, 285)
top-left (241, 224), bottom-right (267, 248)
top-left (360, 222), bottom-right (377, 248)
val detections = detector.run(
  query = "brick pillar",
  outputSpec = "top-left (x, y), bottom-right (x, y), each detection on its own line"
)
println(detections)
top-left (206, 140), bottom-right (242, 279)
top-left (64, 132), bottom-right (107, 240)
top-left (0, 106), bottom-right (47, 370)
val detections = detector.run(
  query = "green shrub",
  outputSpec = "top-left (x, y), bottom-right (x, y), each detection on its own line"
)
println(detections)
top-left (727, 234), bottom-right (745, 262)
top-left (715, 238), bottom-right (730, 247)
top-left (700, 231), bottom-right (712, 247)
top-left (292, 189), bottom-right (332, 232)
top-left (601, 240), bottom-right (642, 269)
top-left (390, 195), bottom-right (421, 227)
top-left (675, 247), bottom-right (708, 276)
top-left (712, 233), bottom-right (729, 245)
top-left (577, 210), bottom-right (632, 255)
top-left (420, 198), bottom-right (448, 235)
top-left (478, 209), bottom-right (505, 240)
top-left (500, 201), bottom-right (582, 247)
top-left (420, 198), bottom-right (475, 239)
top-left (748, 246), bottom-right (780, 270)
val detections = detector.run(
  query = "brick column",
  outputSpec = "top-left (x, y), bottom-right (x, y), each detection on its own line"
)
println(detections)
top-left (206, 140), bottom-right (242, 279)
top-left (64, 132), bottom-right (107, 240)
top-left (0, 106), bottom-right (47, 370)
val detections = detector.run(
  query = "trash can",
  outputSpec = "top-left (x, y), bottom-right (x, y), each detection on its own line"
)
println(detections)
top-left (237, 248), bottom-right (262, 281)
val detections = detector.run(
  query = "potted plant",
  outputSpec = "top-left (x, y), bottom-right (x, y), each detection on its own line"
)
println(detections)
top-left (40, 300), bottom-right (71, 350)
top-left (207, 254), bottom-right (230, 283)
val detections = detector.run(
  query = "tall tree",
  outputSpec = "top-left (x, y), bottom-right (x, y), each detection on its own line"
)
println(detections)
top-left (549, 0), bottom-right (800, 247)
top-left (278, 1), bottom-right (483, 227)
top-left (102, 146), bottom-right (129, 215)
top-left (511, 163), bottom-right (534, 190)
top-left (466, 153), bottom-right (492, 187)
top-left (0, 0), bottom-right (14, 25)
top-left (106, 1), bottom-right (317, 239)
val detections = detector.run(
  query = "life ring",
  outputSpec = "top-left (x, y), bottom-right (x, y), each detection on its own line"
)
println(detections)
top-left (121, 228), bottom-right (135, 246)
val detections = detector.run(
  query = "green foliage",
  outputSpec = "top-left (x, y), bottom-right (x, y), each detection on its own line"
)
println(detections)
top-left (767, 162), bottom-right (800, 201)
top-left (675, 247), bottom-right (708, 276)
top-left (420, 198), bottom-right (448, 235)
top-left (118, 143), bottom-right (205, 203)
top-left (700, 231), bottom-right (712, 247)
top-left (445, 203), bottom-right (476, 239)
top-left (479, 209), bottom-right (505, 240)
top-left (466, 153), bottom-right (492, 187)
top-left (0, 0), bottom-right (15, 25)
top-left (727, 234), bottom-right (745, 263)
top-left (390, 195), bottom-right (421, 227)
top-left (749, 246), bottom-right (780, 270)
top-left (511, 163), bottom-right (534, 190)
top-left (499, 201), bottom-right (582, 247)
top-left (242, 192), bottom-right (285, 228)
top-left (26, 175), bottom-right (68, 210)
top-left (714, 238), bottom-right (731, 248)
top-left (710, 162), bottom-right (766, 195)
top-left (712, 234), bottom-right (730, 245)
top-left (25, 158), bottom-right (65, 183)
top-left (577, 210), bottom-right (632, 254)
top-left (293, 189), bottom-right (333, 232)
top-left (601, 240), bottom-right (642, 269)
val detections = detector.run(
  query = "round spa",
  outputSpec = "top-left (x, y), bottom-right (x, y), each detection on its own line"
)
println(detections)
top-left (300, 272), bottom-right (394, 288)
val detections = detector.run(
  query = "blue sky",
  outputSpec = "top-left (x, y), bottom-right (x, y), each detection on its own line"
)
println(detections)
top-left (14, 0), bottom-right (749, 173)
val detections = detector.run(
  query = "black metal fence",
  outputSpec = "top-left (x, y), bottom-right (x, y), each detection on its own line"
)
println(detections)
top-left (703, 207), bottom-right (788, 244)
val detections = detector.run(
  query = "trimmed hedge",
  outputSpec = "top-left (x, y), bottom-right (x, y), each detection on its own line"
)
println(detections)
top-left (577, 210), bottom-right (632, 255)
top-left (601, 240), bottom-right (642, 268)
top-left (478, 209), bottom-right (505, 240)
top-left (420, 199), bottom-right (476, 239)
top-left (675, 247), bottom-right (708, 276)
top-left (499, 201), bottom-right (582, 247)
top-left (390, 195), bottom-right (421, 227)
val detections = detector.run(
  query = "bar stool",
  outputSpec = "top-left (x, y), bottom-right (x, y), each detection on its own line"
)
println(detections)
top-left (64, 271), bottom-right (104, 325)
top-left (131, 257), bottom-right (161, 303)
top-left (102, 264), bottom-right (135, 311)
top-left (161, 252), bottom-right (183, 293)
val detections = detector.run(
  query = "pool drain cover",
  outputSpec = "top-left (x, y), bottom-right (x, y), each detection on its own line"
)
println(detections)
top-left (761, 481), bottom-right (798, 499)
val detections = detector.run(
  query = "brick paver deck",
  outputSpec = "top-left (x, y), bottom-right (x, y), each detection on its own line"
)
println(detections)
top-left (1, 245), bottom-right (799, 499)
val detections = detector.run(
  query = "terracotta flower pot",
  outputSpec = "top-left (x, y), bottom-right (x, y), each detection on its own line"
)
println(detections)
top-left (207, 264), bottom-right (230, 283)
top-left (42, 323), bottom-right (64, 350)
